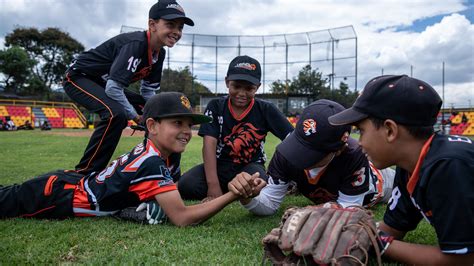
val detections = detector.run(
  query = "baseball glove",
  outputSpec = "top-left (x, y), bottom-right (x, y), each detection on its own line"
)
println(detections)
top-left (262, 203), bottom-right (382, 265)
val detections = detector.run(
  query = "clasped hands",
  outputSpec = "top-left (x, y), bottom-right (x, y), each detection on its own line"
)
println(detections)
top-left (227, 172), bottom-right (266, 199)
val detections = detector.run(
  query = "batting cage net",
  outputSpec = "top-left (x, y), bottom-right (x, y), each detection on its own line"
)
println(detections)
top-left (120, 25), bottom-right (358, 94)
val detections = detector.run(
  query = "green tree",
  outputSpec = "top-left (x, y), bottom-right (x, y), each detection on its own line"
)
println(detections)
top-left (0, 46), bottom-right (36, 94)
top-left (321, 81), bottom-right (358, 108)
top-left (128, 67), bottom-right (211, 106)
top-left (5, 27), bottom-right (84, 93)
top-left (270, 65), bottom-right (330, 97)
top-left (23, 76), bottom-right (49, 99)
top-left (270, 65), bottom-right (358, 107)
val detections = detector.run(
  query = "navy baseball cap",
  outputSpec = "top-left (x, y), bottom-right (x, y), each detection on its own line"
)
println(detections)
top-left (149, 0), bottom-right (194, 26)
top-left (226, 55), bottom-right (262, 85)
top-left (329, 75), bottom-right (442, 126)
top-left (143, 92), bottom-right (211, 125)
top-left (277, 99), bottom-right (351, 169)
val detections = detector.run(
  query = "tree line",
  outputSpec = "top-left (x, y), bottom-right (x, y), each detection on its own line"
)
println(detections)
top-left (0, 27), bottom-right (357, 107)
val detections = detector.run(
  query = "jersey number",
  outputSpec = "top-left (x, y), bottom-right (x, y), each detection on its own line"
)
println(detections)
top-left (387, 187), bottom-right (401, 210)
top-left (127, 56), bottom-right (141, 72)
top-left (448, 135), bottom-right (472, 144)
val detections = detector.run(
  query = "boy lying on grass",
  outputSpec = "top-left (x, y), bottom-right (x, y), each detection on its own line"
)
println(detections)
top-left (0, 92), bottom-right (265, 226)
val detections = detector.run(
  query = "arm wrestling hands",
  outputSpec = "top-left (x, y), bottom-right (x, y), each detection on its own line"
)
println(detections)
top-left (227, 172), bottom-right (267, 200)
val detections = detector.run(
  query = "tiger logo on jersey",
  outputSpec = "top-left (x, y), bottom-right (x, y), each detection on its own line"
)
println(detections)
top-left (180, 95), bottom-right (191, 110)
top-left (303, 119), bottom-right (317, 136)
top-left (224, 122), bottom-right (265, 164)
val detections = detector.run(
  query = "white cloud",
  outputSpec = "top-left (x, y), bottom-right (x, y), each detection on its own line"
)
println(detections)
top-left (0, 0), bottom-right (472, 106)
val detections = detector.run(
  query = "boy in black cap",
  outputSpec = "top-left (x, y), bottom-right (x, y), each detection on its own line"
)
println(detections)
top-left (0, 92), bottom-right (265, 226)
top-left (230, 99), bottom-right (395, 216)
top-left (328, 75), bottom-right (474, 264)
top-left (63, 0), bottom-right (194, 175)
top-left (178, 55), bottom-right (294, 201)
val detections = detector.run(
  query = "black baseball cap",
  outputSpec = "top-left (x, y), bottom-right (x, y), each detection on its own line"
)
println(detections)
top-left (143, 92), bottom-right (211, 125)
top-left (328, 75), bottom-right (442, 126)
top-left (226, 55), bottom-right (262, 85)
top-left (277, 99), bottom-right (351, 169)
top-left (149, 0), bottom-right (194, 26)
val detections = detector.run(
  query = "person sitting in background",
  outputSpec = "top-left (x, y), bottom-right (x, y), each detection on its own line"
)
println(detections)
top-left (5, 117), bottom-right (16, 131)
top-left (18, 120), bottom-right (33, 130)
top-left (461, 112), bottom-right (468, 124)
top-left (41, 121), bottom-right (51, 131)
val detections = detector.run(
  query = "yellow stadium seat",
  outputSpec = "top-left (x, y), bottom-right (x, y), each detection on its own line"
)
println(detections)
top-left (452, 116), bottom-right (461, 124)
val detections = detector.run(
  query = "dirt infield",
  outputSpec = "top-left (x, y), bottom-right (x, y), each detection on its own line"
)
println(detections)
top-left (45, 128), bottom-right (198, 137)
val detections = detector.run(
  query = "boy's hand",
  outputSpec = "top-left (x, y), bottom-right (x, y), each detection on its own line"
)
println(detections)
top-left (133, 115), bottom-right (142, 124)
top-left (228, 172), bottom-right (266, 198)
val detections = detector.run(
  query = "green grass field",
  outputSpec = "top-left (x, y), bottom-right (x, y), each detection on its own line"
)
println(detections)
top-left (0, 130), bottom-right (437, 264)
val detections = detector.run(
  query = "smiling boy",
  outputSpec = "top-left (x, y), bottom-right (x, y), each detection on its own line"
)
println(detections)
top-left (63, 0), bottom-right (193, 175)
top-left (0, 92), bottom-right (264, 226)
top-left (328, 75), bottom-right (474, 264)
top-left (177, 55), bottom-right (294, 201)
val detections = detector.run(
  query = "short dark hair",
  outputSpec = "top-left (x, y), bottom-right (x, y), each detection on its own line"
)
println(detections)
top-left (369, 117), bottom-right (434, 140)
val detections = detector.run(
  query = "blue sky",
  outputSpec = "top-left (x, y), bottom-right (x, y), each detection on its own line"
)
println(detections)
top-left (396, 3), bottom-right (473, 32)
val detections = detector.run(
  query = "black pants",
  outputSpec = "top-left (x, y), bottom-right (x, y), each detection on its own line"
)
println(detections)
top-left (0, 170), bottom-right (82, 219)
top-left (178, 161), bottom-right (267, 200)
top-left (64, 71), bottom-right (145, 175)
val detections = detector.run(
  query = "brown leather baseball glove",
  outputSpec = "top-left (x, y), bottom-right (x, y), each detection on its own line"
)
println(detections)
top-left (262, 203), bottom-right (382, 265)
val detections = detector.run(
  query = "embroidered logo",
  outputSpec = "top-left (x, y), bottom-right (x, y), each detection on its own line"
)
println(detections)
top-left (302, 119), bottom-right (317, 136)
top-left (180, 95), bottom-right (191, 110)
top-left (166, 3), bottom-right (184, 13)
top-left (234, 62), bottom-right (256, 71)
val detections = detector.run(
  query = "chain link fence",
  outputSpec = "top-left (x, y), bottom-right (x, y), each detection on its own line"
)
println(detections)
top-left (121, 25), bottom-right (358, 94)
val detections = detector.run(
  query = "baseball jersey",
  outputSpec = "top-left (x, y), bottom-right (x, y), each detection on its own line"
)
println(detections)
top-left (70, 31), bottom-right (165, 87)
top-left (72, 139), bottom-right (181, 216)
top-left (199, 96), bottom-right (293, 164)
top-left (268, 138), bottom-right (378, 205)
top-left (383, 134), bottom-right (474, 254)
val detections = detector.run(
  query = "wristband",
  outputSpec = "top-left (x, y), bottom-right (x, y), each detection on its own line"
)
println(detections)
top-left (377, 230), bottom-right (394, 255)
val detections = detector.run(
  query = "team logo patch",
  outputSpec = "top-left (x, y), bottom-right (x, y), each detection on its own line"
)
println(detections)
top-left (158, 180), bottom-right (173, 187)
top-left (234, 62), bottom-right (256, 71)
top-left (160, 165), bottom-right (171, 179)
top-left (180, 95), bottom-right (191, 110)
top-left (224, 122), bottom-right (265, 164)
top-left (302, 119), bottom-right (317, 136)
top-left (166, 3), bottom-right (184, 13)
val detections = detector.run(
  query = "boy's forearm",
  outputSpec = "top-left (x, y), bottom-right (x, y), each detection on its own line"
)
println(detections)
top-left (202, 138), bottom-right (220, 188)
top-left (179, 192), bottom-right (238, 226)
top-left (385, 240), bottom-right (474, 265)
